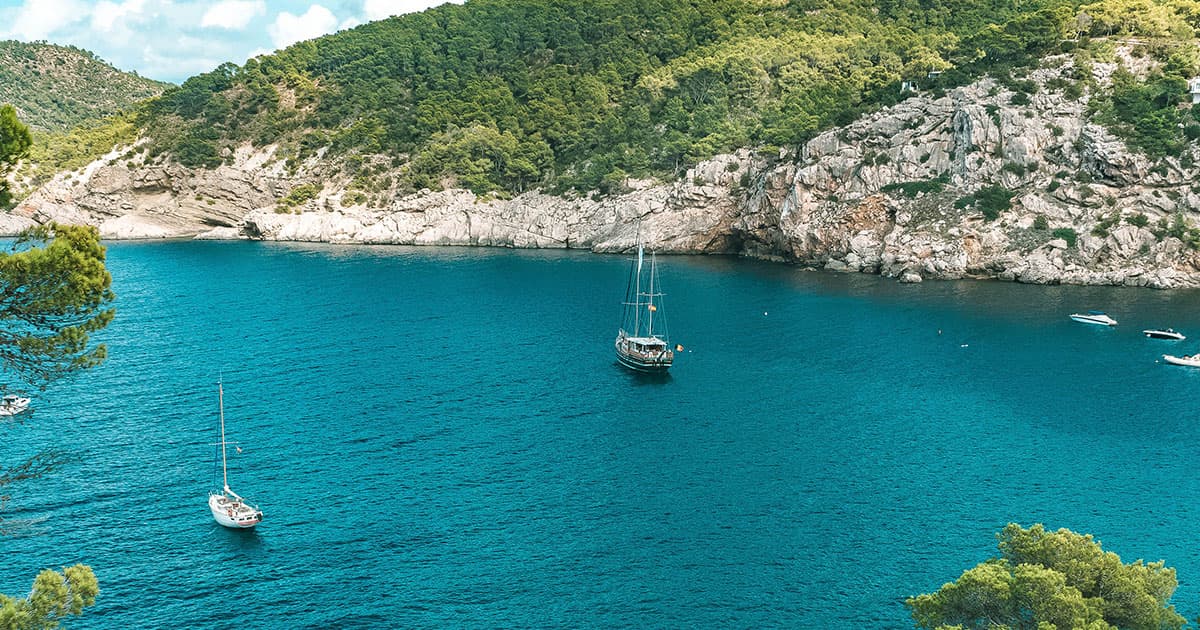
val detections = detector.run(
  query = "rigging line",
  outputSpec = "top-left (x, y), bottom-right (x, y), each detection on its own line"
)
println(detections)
top-left (653, 254), bottom-right (669, 343)
top-left (620, 249), bottom-right (637, 333)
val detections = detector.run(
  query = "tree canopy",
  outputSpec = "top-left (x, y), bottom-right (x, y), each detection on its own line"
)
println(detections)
top-left (0, 224), bottom-right (115, 386)
top-left (0, 221), bottom-right (115, 530)
top-left (0, 565), bottom-right (99, 630)
top-left (907, 523), bottom-right (1186, 630)
top-left (0, 40), bottom-right (170, 133)
top-left (0, 222), bottom-right (114, 628)
top-left (131, 0), bottom-right (1087, 195)
top-left (0, 104), bottom-right (32, 209)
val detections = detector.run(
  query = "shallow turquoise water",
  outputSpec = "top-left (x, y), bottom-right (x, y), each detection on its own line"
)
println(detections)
top-left (4, 241), bottom-right (1200, 627)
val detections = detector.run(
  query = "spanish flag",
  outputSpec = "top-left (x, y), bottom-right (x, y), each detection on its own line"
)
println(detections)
top-left (675, 344), bottom-right (684, 352)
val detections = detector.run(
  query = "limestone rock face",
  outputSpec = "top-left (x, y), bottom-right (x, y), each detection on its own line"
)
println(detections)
top-left (727, 55), bottom-right (1200, 289)
top-left (238, 181), bottom-right (741, 255)
top-left (13, 54), bottom-right (1200, 288)
top-left (0, 213), bottom-right (37, 234)
top-left (14, 144), bottom-right (281, 240)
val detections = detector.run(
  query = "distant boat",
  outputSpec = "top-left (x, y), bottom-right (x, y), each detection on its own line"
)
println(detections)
top-left (0, 394), bottom-right (30, 416)
top-left (1070, 311), bottom-right (1117, 326)
top-left (1163, 354), bottom-right (1200, 367)
top-left (615, 240), bottom-right (674, 373)
top-left (1144, 328), bottom-right (1185, 340)
top-left (208, 382), bottom-right (263, 529)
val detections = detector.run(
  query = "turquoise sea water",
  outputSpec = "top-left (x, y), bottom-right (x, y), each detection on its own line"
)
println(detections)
top-left (5, 241), bottom-right (1200, 627)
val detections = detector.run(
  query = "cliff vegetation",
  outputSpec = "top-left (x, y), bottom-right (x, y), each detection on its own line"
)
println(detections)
top-left (130, 0), bottom-right (1166, 196)
top-left (0, 41), bottom-right (169, 133)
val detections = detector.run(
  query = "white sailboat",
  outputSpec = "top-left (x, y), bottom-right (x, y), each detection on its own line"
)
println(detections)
top-left (208, 382), bottom-right (263, 529)
top-left (615, 240), bottom-right (675, 372)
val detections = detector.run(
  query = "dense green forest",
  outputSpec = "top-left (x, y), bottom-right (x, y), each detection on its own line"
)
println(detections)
top-left (0, 41), bottom-right (169, 132)
top-left (82, 0), bottom-right (1200, 196)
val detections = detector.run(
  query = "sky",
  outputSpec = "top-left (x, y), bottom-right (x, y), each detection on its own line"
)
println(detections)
top-left (0, 0), bottom-right (464, 84)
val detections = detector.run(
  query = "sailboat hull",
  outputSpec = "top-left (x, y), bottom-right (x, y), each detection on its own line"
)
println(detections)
top-left (615, 335), bottom-right (674, 372)
top-left (616, 350), bottom-right (672, 372)
top-left (208, 493), bottom-right (262, 529)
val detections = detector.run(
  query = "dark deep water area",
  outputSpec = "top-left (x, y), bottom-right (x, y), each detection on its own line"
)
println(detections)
top-left (4, 240), bottom-right (1200, 627)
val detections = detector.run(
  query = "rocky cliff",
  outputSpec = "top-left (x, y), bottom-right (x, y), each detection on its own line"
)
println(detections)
top-left (14, 51), bottom-right (1200, 288)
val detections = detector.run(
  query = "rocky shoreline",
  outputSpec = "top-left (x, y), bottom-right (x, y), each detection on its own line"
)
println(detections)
top-left (13, 51), bottom-right (1200, 289)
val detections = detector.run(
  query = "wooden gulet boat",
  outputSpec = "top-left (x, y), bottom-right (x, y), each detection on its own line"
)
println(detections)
top-left (615, 240), bottom-right (676, 373)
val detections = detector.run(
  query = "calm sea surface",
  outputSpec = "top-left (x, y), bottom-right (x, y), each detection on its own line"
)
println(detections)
top-left (4, 241), bottom-right (1200, 628)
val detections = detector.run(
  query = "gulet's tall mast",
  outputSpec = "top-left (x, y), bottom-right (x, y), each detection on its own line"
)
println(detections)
top-left (646, 252), bottom-right (655, 336)
top-left (633, 241), bottom-right (643, 335)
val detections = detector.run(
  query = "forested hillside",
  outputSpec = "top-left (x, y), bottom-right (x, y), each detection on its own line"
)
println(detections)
top-left (89, 0), bottom-right (1200, 197)
top-left (0, 41), bottom-right (170, 132)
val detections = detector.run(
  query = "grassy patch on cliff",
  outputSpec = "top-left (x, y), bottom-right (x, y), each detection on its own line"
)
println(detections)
top-left (1051, 227), bottom-right (1077, 248)
top-left (881, 175), bottom-right (949, 198)
top-left (955, 185), bottom-right (1013, 221)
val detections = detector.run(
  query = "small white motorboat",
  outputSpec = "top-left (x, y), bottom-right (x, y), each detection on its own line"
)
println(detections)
top-left (0, 394), bottom-right (31, 416)
top-left (1144, 328), bottom-right (1186, 340)
top-left (1163, 354), bottom-right (1200, 367)
top-left (1070, 311), bottom-right (1117, 326)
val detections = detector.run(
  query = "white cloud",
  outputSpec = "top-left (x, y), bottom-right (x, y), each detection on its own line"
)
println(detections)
top-left (268, 4), bottom-right (338, 49)
top-left (200, 0), bottom-right (266, 30)
top-left (139, 41), bottom-right (225, 82)
top-left (1, 0), bottom-right (89, 40)
top-left (0, 0), bottom-right (466, 84)
top-left (362, 0), bottom-right (463, 22)
top-left (92, 0), bottom-right (147, 33)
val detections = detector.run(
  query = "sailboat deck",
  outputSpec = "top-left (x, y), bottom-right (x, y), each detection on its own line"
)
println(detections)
top-left (623, 336), bottom-right (668, 346)
top-left (210, 492), bottom-right (263, 524)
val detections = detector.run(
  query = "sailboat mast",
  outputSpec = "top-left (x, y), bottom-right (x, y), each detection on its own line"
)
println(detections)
top-left (634, 242), bottom-right (643, 335)
top-left (647, 252), bottom-right (655, 336)
top-left (219, 382), bottom-right (229, 492)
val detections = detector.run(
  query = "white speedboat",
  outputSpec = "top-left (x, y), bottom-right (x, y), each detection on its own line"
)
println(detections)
top-left (1070, 311), bottom-right (1117, 326)
top-left (1144, 328), bottom-right (1185, 340)
top-left (1163, 354), bottom-right (1200, 367)
top-left (208, 382), bottom-right (263, 529)
top-left (0, 394), bottom-right (31, 416)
